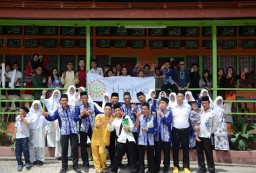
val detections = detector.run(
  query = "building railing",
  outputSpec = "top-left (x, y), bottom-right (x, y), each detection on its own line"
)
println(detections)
top-left (0, 87), bottom-right (255, 116)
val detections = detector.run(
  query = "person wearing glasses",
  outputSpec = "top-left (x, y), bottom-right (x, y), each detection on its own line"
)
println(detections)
top-left (189, 63), bottom-right (200, 100)
top-left (175, 61), bottom-right (190, 93)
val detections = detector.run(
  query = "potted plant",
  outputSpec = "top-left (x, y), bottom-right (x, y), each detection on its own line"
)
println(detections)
top-left (0, 122), bottom-right (13, 146)
top-left (230, 118), bottom-right (256, 150)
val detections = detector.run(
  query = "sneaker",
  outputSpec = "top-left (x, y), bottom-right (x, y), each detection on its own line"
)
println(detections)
top-left (57, 157), bottom-right (62, 160)
top-left (32, 161), bottom-right (37, 165)
top-left (17, 165), bottom-right (23, 172)
top-left (37, 160), bottom-right (44, 166)
top-left (73, 165), bottom-right (80, 172)
top-left (26, 163), bottom-right (32, 170)
top-left (59, 167), bottom-right (67, 173)
top-left (173, 167), bottom-right (179, 173)
top-left (184, 168), bottom-right (191, 173)
top-left (84, 165), bottom-right (89, 172)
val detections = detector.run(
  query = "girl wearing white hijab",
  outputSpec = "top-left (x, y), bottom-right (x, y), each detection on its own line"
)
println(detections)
top-left (146, 89), bottom-right (156, 110)
top-left (40, 89), bottom-right (62, 158)
top-left (168, 92), bottom-right (177, 109)
top-left (66, 85), bottom-right (77, 106)
top-left (28, 100), bottom-right (48, 165)
top-left (155, 91), bottom-right (167, 112)
top-left (184, 91), bottom-right (195, 106)
top-left (88, 94), bottom-right (103, 112)
top-left (199, 89), bottom-right (213, 109)
top-left (213, 96), bottom-right (230, 151)
top-left (75, 86), bottom-right (86, 106)
top-left (102, 92), bottom-right (110, 110)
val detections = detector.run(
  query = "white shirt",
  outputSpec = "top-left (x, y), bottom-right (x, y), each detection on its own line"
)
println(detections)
top-left (89, 67), bottom-right (103, 76)
top-left (15, 115), bottom-right (30, 139)
top-left (172, 102), bottom-right (191, 129)
top-left (199, 109), bottom-right (218, 138)
top-left (108, 115), bottom-right (135, 143)
top-left (6, 70), bottom-right (22, 86)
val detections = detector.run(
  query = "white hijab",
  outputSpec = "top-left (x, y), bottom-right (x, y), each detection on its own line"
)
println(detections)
top-left (66, 85), bottom-right (77, 106)
top-left (184, 91), bottom-right (195, 105)
top-left (75, 87), bottom-right (86, 106)
top-left (102, 92), bottom-right (110, 110)
top-left (168, 92), bottom-right (177, 109)
top-left (43, 90), bottom-right (61, 114)
top-left (155, 91), bottom-right (167, 111)
top-left (146, 89), bottom-right (156, 102)
top-left (28, 100), bottom-right (48, 129)
top-left (158, 91), bottom-right (167, 100)
top-left (213, 96), bottom-right (225, 122)
top-left (200, 89), bottom-right (213, 108)
top-left (87, 95), bottom-right (103, 112)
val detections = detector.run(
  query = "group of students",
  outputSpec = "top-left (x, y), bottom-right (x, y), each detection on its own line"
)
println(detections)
top-left (12, 87), bottom-right (230, 173)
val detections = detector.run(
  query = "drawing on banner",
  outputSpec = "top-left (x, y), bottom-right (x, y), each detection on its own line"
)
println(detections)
top-left (88, 79), bottom-right (106, 98)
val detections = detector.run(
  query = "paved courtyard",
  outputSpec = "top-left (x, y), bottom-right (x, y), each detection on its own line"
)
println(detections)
top-left (0, 157), bottom-right (256, 173)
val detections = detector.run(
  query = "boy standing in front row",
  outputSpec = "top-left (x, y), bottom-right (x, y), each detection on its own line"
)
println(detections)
top-left (12, 106), bottom-right (32, 172)
top-left (91, 102), bottom-right (112, 173)
top-left (42, 94), bottom-right (79, 173)
top-left (195, 96), bottom-right (218, 173)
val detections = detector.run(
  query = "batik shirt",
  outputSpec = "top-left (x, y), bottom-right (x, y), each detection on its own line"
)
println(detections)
top-left (45, 105), bottom-right (77, 135)
top-left (199, 109), bottom-right (218, 138)
top-left (122, 103), bottom-right (137, 132)
top-left (190, 109), bottom-right (201, 127)
top-left (74, 103), bottom-right (102, 133)
top-left (137, 114), bottom-right (157, 146)
top-left (155, 109), bottom-right (172, 142)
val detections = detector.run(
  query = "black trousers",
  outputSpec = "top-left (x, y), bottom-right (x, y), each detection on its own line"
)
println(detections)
top-left (138, 145), bottom-right (155, 173)
top-left (61, 134), bottom-right (78, 169)
top-left (127, 132), bottom-right (138, 164)
top-left (155, 141), bottom-right (171, 172)
top-left (112, 140), bottom-right (137, 173)
top-left (196, 137), bottom-right (215, 173)
top-left (109, 131), bottom-right (116, 165)
top-left (172, 127), bottom-right (190, 169)
top-left (80, 128), bottom-right (92, 166)
top-left (161, 83), bottom-right (178, 94)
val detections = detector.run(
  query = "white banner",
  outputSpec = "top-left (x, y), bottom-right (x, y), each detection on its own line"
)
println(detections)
top-left (87, 73), bottom-right (155, 103)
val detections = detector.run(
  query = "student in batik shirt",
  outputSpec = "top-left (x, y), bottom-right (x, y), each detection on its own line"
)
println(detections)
top-left (154, 97), bottom-right (172, 173)
top-left (42, 94), bottom-right (79, 173)
top-left (196, 96), bottom-right (218, 173)
top-left (74, 91), bottom-right (102, 172)
top-left (135, 91), bottom-right (147, 115)
top-left (121, 92), bottom-right (138, 165)
top-left (136, 102), bottom-right (157, 173)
